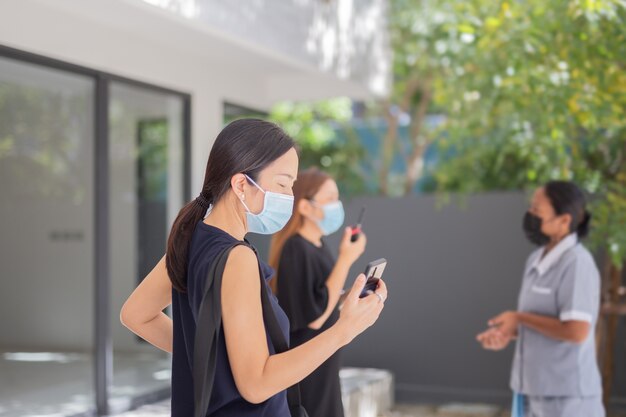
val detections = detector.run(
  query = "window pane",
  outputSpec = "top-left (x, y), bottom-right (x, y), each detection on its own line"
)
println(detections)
top-left (0, 55), bottom-right (96, 416)
top-left (109, 81), bottom-right (184, 406)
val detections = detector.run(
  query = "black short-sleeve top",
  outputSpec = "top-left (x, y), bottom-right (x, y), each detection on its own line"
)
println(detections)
top-left (276, 234), bottom-right (338, 344)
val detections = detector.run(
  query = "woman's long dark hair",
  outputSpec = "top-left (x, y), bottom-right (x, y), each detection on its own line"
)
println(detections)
top-left (544, 180), bottom-right (591, 239)
top-left (166, 119), bottom-right (296, 292)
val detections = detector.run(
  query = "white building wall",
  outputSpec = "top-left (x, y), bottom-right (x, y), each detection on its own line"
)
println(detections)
top-left (0, 0), bottom-right (389, 352)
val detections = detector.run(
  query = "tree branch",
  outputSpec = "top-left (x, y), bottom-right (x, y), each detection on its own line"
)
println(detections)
top-left (404, 78), bottom-right (433, 195)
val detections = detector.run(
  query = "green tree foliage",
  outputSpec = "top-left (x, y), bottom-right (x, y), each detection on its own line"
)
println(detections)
top-left (408, 0), bottom-right (626, 265)
top-left (265, 0), bottom-right (626, 266)
top-left (268, 98), bottom-right (369, 197)
top-left (391, 2), bottom-right (626, 397)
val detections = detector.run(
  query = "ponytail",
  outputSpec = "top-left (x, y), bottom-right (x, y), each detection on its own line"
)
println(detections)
top-left (577, 210), bottom-right (591, 239)
top-left (166, 192), bottom-right (212, 292)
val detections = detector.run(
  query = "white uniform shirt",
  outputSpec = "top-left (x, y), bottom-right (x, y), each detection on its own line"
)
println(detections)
top-left (510, 234), bottom-right (603, 397)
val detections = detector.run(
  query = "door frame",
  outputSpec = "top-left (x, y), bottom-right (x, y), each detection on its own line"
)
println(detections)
top-left (0, 44), bottom-right (191, 416)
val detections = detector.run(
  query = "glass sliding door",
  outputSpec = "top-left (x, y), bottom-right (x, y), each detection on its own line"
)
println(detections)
top-left (0, 55), bottom-right (96, 416)
top-left (108, 81), bottom-right (185, 410)
top-left (0, 46), bottom-right (190, 416)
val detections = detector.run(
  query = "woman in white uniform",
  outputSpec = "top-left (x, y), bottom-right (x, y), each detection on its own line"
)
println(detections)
top-left (477, 180), bottom-right (604, 417)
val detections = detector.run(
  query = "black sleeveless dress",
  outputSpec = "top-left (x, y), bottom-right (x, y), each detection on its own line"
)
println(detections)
top-left (171, 221), bottom-right (291, 417)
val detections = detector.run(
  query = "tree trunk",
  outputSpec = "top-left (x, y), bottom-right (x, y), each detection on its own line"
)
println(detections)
top-left (379, 101), bottom-right (398, 196)
top-left (600, 259), bottom-right (624, 406)
top-left (403, 80), bottom-right (433, 195)
top-left (378, 77), bottom-right (422, 196)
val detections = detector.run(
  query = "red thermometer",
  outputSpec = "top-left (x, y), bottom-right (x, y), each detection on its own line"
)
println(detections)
top-left (350, 207), bottom-right (366, 242)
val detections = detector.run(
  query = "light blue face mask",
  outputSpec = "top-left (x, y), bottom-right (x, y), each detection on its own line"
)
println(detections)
top-left (311, 200), bottom-right (345, 236)
top-left (240, 174), bottom-right (294, 235)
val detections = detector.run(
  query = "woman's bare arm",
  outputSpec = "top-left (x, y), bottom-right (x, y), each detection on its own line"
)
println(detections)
top-left (518, 312), bottom-right (590, 344)
top-left (222, 246), bottom-right (383, 404)
top-left (309, 228), bottom-right (367, 330)
top-left (488, 310), bottom-right (590, 344)
top-left (120, 255), bottom-right (173, 353)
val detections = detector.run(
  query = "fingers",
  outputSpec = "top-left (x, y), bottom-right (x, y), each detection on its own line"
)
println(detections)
top-left (482, 334), bottom-right (499, 350)
top-left (477, 328), bottom-right (497, 342)
top-left (488, 313), bottom-right (503, 327)
top-left (477, 327), bottom-right (507, 347)
top-left (341, 227), bottom-right (353, 243)
top-left (364, 290), bottom-right (385, 306)
top-left (476, 330), bottom-right (490, 342)
top-left (358, 288), bottom-right (386, 318)
top-left (373, 290), bottom-right (386, 303)
top-left (361, 290), bottom-right (382, 308)
top-left (375, 280), bottom-right (387, 300)
top-left (487, 339), bottom-right (503, 350)
top-left (480, 330), bottom-right (509, 351)
top-left (346, 274), bottom-right (367, 303)
top-left (483, 338), bottom-right (495, 350)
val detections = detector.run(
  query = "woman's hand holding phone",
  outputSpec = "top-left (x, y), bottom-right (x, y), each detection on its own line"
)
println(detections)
top-left (334, 274), bottom-right (387, 345)
top-left (338, 226), bottom-right (367, 265)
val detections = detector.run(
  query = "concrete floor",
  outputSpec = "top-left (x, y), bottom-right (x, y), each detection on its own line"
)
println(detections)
top-left (117, 400), bottom-right (626, 417)
top-left (387, 404), bottom-right (626, 417)
top-left (117, 402), bottom-right (509, 417)
top-left (385, 404), bottom-right (507, 417)
top-left (0, 350), bottom-right (170, 417)
top-left (2, 351), bottom-right (624, 417)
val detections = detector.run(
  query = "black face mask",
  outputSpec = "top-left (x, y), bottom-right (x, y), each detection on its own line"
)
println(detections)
top-left (523, 212), bottom-right (551, 246)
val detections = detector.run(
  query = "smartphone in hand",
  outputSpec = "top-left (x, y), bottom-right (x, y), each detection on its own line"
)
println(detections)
top-left (359, 258), bottom-right (387, 298)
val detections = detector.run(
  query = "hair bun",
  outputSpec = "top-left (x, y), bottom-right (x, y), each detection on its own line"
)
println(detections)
top-left (577, 210), bottom-right (591, 239)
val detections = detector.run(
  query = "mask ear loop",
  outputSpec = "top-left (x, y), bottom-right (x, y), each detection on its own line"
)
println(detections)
top-left (306, 199), bottom-right (325, 223)
top-left (239, 198), bottom-right (252, 213)
top-left (240, 174), bottom-right (265, 213)
top-left (244, 174), bottom-right (266, 194)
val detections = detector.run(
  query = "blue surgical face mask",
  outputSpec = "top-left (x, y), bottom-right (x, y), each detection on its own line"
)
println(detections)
top-left (239, 174), bottom-right (294, 235)
top-left (311, 200), bottom-right (345, 236)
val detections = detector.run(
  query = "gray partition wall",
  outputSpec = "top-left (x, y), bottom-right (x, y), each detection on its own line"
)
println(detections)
top-left (248, 191), bottom-right (626, 406)
top-left (332, 192), bottom-right (531, 405)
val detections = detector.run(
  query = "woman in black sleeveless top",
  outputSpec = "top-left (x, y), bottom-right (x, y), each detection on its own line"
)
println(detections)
top-left (171, 221), bottom-right (292, 416)
top-left (269, 168), bottom-right (366, 417)
top-left (120, 119), bottom-right (387, 417)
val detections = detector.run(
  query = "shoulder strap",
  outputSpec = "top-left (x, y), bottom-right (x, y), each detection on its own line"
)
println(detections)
top-left (193, 242), bottom-right (241, 417)
top-left (192, 241), bottom-right (305, 417)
